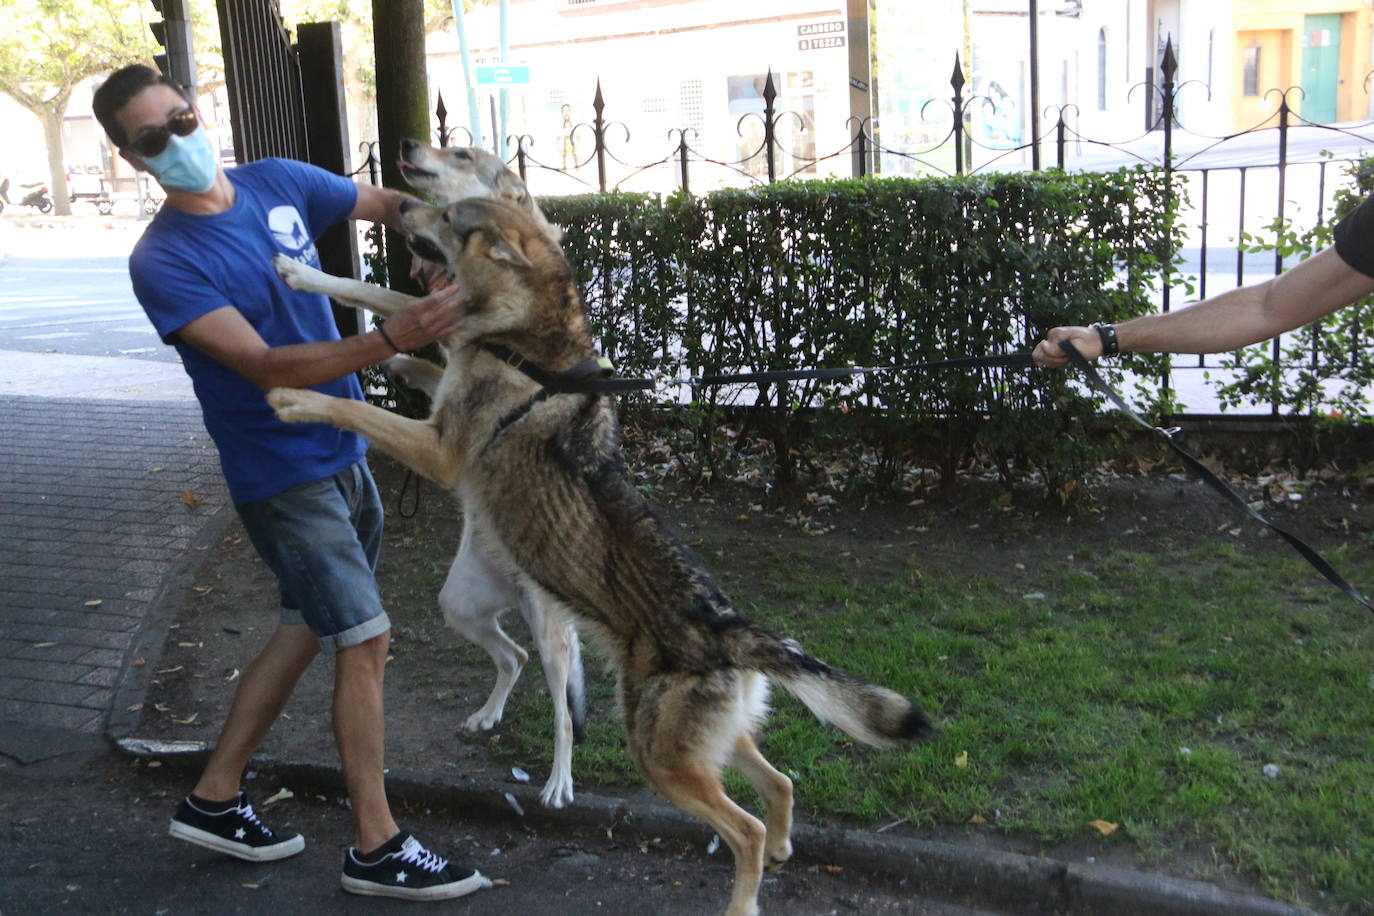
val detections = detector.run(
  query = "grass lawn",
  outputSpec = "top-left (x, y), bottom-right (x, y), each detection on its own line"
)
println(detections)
top-left (495, 497), bottom-right (1374, 912)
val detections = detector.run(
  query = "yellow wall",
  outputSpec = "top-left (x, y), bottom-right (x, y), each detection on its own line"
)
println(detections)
top-left (1230, 1), bottom-right (1372, 128)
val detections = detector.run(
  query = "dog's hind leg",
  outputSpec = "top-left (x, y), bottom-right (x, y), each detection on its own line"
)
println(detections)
top-left (729, 730), bottom-right (793, 871)
top-left (642, 759), bottom-right (766, 916)
top-left (526, 593), bottom-right (577, 808)
top-left (634, 676), bottom-right (767, 916)
top-left (440, 525), bottom-right (526, 732)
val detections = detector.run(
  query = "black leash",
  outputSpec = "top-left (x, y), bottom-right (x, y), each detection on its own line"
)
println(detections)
top-left (480, 337), bottom-right (1371, 614)
top-left (482, 342), bottom-right (1034, 392)
top-left (1058, 340), bottom-right (1374, 615)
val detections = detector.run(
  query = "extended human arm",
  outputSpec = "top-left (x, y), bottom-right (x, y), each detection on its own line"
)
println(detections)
top-left (1033, 246), bottom-right (1374, 367)
top-left (175, 285), bottom-right (464, 391)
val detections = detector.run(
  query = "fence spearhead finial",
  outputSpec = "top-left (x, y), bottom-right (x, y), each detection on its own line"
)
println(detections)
top-left (593, 79), bottom-right (605, 119)
top-left (1162, 36), bottom-right (1178, 82)
top-left (951, 52), bottom-right (966, 95)
top-left (764, 69), bottom-right (778, 108)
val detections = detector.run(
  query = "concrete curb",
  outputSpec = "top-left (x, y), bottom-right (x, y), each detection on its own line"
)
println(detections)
top-left (114, 740), bottom-right (1310, 916)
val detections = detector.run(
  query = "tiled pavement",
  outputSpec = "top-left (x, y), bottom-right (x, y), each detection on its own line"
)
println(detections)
top-left (0, 396), bottom-right (228, 738)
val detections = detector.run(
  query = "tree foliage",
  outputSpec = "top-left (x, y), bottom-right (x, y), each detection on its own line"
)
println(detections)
top-left (0, 0), bottom-right (156, 214)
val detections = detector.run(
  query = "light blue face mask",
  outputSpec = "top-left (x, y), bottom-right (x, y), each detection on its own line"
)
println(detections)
top-left (143, 125), bottom-right (219, 194)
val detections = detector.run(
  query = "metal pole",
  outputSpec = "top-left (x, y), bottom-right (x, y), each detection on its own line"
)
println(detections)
top-left (450, 0), bottom-right (484, 148)
top-left (499, 0), bottom-right (510, 157)
top-left (1028, 0), bottom-right (1041, 170)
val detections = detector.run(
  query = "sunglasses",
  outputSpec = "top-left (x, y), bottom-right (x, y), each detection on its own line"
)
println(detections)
top-left (128, 108), bottom-right (198, 159)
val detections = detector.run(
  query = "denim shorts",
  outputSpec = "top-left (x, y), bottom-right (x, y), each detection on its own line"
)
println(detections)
top-left (234, 461), bottom-right (390, 653)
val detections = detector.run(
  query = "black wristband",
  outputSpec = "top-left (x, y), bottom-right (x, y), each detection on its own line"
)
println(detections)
top-left (377, 323), bottom-right (402, 354)
top-left (1092, 323), bottom-right (1119, 357)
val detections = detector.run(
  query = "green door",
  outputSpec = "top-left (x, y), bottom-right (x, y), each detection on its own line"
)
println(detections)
top-left (1302, 13), bottom-right (1341, 124)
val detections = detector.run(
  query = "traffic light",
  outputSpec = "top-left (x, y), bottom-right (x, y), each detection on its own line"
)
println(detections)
top-left (150, 0), bottom-right (196, 90)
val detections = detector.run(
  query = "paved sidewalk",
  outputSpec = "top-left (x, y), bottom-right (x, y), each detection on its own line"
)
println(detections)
top-left (0, 395), bottom-right (227, 740)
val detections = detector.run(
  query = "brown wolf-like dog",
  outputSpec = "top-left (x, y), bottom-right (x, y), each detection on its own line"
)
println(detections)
top-left (266, 197), bottom-right (934, 916)
top-left (275, 140), bottom-right (585, 809)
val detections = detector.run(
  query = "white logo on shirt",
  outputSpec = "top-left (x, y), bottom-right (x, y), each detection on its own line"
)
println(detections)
top-left (268, 206), bottom-right (311, 251)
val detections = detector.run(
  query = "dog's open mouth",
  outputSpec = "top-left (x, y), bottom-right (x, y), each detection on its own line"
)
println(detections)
top-left (397, 159), bottom-right (436, 181)
top-left (406, 234), bottom-right (447, 266)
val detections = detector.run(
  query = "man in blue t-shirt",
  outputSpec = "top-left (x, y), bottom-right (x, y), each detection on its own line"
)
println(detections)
top-left (93, 65), bottom-right (488, 902)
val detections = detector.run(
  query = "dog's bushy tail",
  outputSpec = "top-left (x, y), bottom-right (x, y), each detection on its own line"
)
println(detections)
top-left (730, 624), bottom-right (935, 749)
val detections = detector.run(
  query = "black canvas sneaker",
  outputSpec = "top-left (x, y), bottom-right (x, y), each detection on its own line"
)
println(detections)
top-left (168, 791), bottom-right (305, 862)
top-left (342, 831), bottom-right (489, 900)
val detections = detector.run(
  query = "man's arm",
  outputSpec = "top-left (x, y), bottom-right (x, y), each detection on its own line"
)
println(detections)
top-left (176, 288), bottom-right (463, 392)
top-left (351, 182), bottom-right (410, 233)
top-left (1034, 246), bottom-right (1374, 367)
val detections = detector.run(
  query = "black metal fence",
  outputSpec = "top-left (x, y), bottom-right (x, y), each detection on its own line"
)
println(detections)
top-left (351, 40), bottom-right (1374, 417)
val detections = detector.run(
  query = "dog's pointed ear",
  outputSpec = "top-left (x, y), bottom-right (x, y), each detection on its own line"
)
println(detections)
top-left (486, 229), bottom-right (533, 269)
top-left (493, 169), bottom-right (531, 208)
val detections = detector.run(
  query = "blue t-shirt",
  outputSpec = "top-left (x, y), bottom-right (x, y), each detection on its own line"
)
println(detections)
top-left (130, 158), bottom-right (366, 503)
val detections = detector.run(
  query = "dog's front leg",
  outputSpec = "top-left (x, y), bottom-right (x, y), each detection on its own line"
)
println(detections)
top-left (273, 254), bottom-right (416, 318)
top-left (267, 388), bottom-right (462, 488)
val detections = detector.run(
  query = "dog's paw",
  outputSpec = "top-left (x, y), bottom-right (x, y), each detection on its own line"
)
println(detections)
top-left (539, 773), bottom-right (574, 809)
top-left (266, 387), bottom-right (332, 425)
top-left (272, 252), bottom-right (315, 290)
top-left (462, 707), bottom-right (503, 732)
top-left (763, 837), bottom-right (793, 872)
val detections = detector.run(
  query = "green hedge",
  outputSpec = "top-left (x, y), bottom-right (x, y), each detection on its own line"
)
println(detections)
top-left (543, 169), bottom-right (1183, 491)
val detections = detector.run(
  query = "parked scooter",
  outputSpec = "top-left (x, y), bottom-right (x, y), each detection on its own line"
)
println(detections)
top-left (17, 181), bottom-right (53, 214)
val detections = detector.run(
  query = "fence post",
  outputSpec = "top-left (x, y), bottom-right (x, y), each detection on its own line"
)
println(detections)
top-left (435, 90), bottom-right (449, 147)
top-left (1159, 37), bottom-right (1178, 400)
top-left (675, 129), bottom-right (691, 193)
top-left (763, 69), bottom-right (778, 183)
top-left (514, 134), bottom-right (529, 181)
top-left (852, 119), bottom-right (869, 178)
top-left (1272, 90), bottom-right (1292, 416)
top-left (593, 79), bottom-right (608, 193)
top-left (1055, 108), bottom-right (1066, 169)
top-left (951, 54), bottom-right (967, 176)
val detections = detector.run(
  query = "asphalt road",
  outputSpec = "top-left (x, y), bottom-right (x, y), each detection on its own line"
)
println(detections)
top-left (1, 735), bottom-right (995, 916)
top-left (0, 219), bottom-right (177, 364)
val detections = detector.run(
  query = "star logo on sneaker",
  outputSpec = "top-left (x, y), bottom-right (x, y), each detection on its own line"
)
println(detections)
top-left (234, 828), bottom-right (246, 839)
top-left (395, 870), bottom-right (408, 883)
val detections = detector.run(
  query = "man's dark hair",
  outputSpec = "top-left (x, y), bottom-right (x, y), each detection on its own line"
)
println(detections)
top-left (92, 65), bottom-right (189, 148)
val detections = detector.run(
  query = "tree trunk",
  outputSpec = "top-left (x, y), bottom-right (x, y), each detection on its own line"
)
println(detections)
top-left (41, 107), bottom-right (71, 216)
top-left (372, 0), bottom-right (429, 295)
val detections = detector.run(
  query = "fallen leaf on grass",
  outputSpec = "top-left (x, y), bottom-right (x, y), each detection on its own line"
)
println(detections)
top-left (954, 750), bottom-right (969, 768)
top-left (823, 865), bottom-right (844, 875)
top-left (181, 490), bottom-right (201, 508)
top-left (191, 586), bottom-right (214, 596)
top-left (174, 713), bottom-right (198, 725)
top-left (1087, 819), bottom-right (1119, 836)
top-left (83, 599), bottom-right (102, 607)
top-left (969, 814), bottom-right (988, 824)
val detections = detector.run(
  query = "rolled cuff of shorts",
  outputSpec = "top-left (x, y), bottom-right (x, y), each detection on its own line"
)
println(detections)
top-left (285, 609), bottom-right (391, 654)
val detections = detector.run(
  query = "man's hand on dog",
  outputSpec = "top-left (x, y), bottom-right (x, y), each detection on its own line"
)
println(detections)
top-left (383, 283), bottom-right (468, 351)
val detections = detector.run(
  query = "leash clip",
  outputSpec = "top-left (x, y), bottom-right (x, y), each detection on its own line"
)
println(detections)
top-left (1156, 425), bottom-right (1181, 439)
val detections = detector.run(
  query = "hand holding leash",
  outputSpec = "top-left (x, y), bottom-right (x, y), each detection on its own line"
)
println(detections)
top-left (1033, 325), bottom-right (1104, 368)
top-left (381, 284), bottom-right (467, 352)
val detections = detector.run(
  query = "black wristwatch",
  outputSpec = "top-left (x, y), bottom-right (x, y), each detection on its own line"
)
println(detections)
top-left (1091, 323), bottom-right (1120, 357)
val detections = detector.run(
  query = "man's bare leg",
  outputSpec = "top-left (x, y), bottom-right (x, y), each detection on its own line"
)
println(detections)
top-left (193, 623), bottom-right (318, 801)
top-left (333, 630), bottom-right (400, 852)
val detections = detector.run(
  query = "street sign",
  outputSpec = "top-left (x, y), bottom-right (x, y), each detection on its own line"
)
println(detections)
top-left (476, 64), bottom-right (531, 86)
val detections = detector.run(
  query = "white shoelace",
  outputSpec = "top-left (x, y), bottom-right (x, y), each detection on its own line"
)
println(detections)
top-left (396, 837), bottom-right (448, 874)
top-left (232, 800), bottom-right (271, 835)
